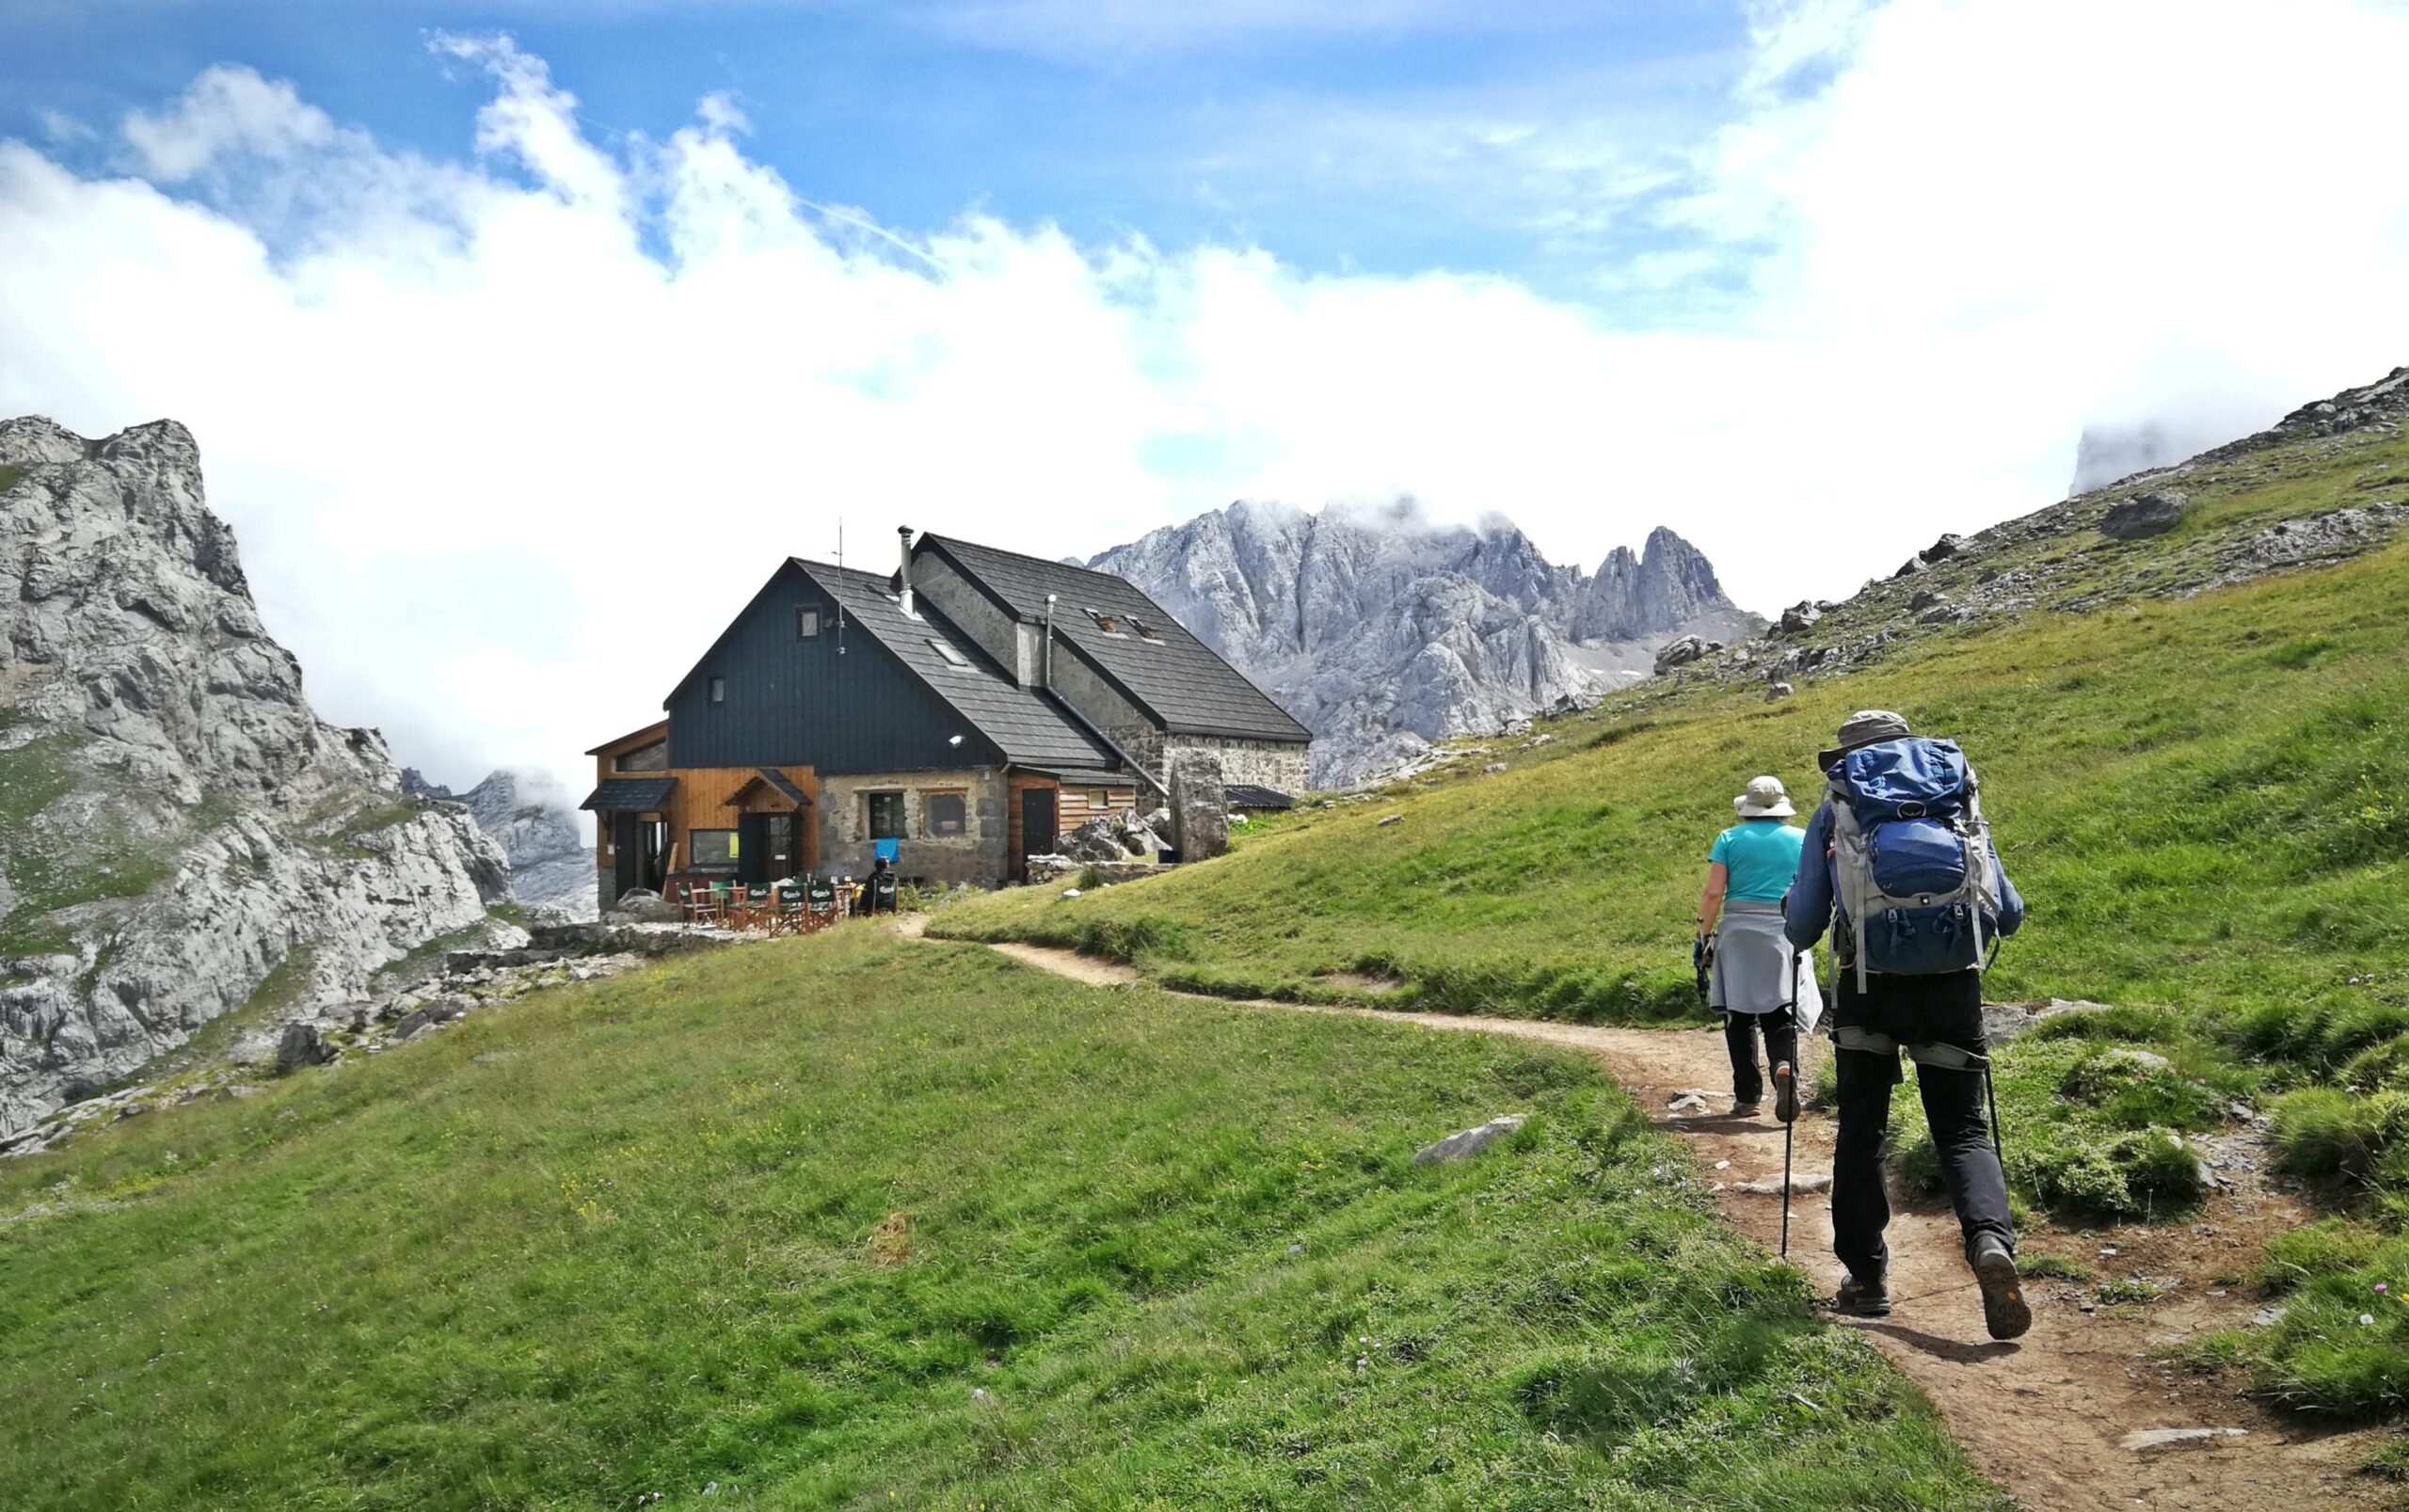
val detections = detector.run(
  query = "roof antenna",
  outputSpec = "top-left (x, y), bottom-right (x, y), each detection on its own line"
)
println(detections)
top-left (835, 518), bottom-right (849, 654)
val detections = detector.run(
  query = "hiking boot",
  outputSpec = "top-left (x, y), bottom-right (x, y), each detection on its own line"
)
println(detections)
top-left (1831, 1274), bottom-right (1891, 1317)
top-left (1970, 1235), bottom-right (2032, 1341)
top-left (1731, 1099), bottom-right (1763, 1119)
top-left (1772, 1061), bottom-right (1798, 1124)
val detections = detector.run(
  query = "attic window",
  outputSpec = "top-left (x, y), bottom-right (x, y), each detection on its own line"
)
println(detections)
top-left (708, 676), bottom-right (726, 705)
top-left (1085, 609), bottom-right (1122, 634)
top-left (1129, 617), bottom-right (1160, 641)
top-left (928, 638), bottom-right (970, 668)
top-left (797, 607), bottom-right (822, 640)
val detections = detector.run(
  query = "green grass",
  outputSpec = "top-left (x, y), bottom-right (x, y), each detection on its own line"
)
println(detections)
top-left (933, 439), bottom-right (2409, 1415)
top-left (0, 931), bottom-right (2001, 1510)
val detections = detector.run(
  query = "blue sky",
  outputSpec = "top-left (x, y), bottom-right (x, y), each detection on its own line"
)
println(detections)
top-left (4, 0), bottom-right (1740, 303)
top-left (4, 1), bottom-right (2407, 796)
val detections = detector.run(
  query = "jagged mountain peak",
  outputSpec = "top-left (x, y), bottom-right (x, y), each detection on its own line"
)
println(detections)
top-left (1092, 498), bottom-right (1761, 787)
top-left (0, 417), bottom-right (508, 1139)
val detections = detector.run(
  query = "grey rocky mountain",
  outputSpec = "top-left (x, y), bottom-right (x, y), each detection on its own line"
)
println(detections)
top-left (1089, 500), bottom-right (1760, 787)
top-left (403, 768), bottom-right (596, 920)
top-left (0, 417), bottom-right (510, 1138)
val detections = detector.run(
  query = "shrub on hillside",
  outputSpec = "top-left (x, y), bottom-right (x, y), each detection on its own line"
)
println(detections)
top-left (2272, 1088), bottom-right (2409, 1181)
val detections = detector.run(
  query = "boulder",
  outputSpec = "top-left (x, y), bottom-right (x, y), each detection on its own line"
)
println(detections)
top-left (1893, 553), bottom-right (1929, 578)
top-left (1652, 634), bottom-right (1708, 674)
top-left (1908, 588), bottom-right (1945, 612)
top-left (606, 888), bottom-right (683, 924)
top-left (1922, 533), bottom-right (1965, 563)
top-left (1167, 752), bottom-right (1230, 863)
top-left (1054, 809), bottom-right (1166, 864)
top-left (1778, 601), bottom-right (1823, 634)
top-left (274, 1021), bottom-right (332, 1074)
top-left (1765, 681), bottom-right (1795, 701)
top-left (2099, 490), bottom-right (2191, 541)
top-left (1411, 1115), bottom-right (1525, 1166)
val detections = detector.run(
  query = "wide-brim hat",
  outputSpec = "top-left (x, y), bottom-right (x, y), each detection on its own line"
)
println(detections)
top-left (1734, 775), bottom-right (1795, 818)
top-left (1817, 708), bottom-right (1912, 772)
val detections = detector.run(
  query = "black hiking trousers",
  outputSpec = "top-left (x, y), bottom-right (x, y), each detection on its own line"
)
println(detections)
top-left (1829, 969), bottom-right (2014, 1283)
top-left (1723, 1007), bottom-right (1797, 1106)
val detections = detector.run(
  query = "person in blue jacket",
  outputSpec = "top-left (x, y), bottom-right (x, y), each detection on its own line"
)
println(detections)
top-left (1785, 709), bottom-right (2032, 1340)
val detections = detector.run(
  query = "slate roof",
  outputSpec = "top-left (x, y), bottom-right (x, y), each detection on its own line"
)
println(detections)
top-left (914, 534), bottom-right (1312, 743)
top-left (725, 768), bottom-right (815, 807)
top-left (1224, 783), bottom-right (1296, 810)
top-left (582, 776), bottom-right (678, 812)
top-left (795, 560), bottom-right (1123, 772)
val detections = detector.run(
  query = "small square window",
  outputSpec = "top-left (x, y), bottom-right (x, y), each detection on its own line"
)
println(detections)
top-left (866, 791), bottom-right (906, 841)
top-left (797, 607), bottom-right (822, 640)
top-left (926, 792), bottom-right (967, 836)
top-left (708, 676), bottom-right (726, 705)
top-left (1131, 618), bottom-right (1159, 641)
top-left (1090, 789), bottom-right (1109, 808)
top-left (928, 637), bottom-right (969, 668)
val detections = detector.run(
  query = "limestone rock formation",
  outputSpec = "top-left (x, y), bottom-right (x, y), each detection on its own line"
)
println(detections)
top-left (1091, 500), bottom-right (1761, 788)
top-left (0, 417), bottom-right (509, 1138)
top-left (2098, 491), bottom-right (2192, 541)
top-left (405, 768), bottom-right (595, 919)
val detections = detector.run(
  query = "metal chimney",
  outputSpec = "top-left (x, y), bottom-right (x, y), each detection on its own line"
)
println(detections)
top-left (897, 526), bottom-right (916, 616)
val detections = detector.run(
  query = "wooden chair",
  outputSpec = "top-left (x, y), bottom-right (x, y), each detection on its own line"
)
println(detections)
top-left (742, 884), bottom-right (774, 931)
top-left (771, 882), bottom-right (806, 936)
top-left (806, 877), bottom-right (839, 929)
top-left (683, 879), bottom-right (725, 927)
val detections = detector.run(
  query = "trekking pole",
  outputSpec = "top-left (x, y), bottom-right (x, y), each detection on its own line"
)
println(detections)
top-left (1779, 1101), bottom-right (1795, 1259)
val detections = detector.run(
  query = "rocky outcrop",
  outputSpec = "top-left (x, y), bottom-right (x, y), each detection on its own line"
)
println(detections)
top-left (0, 417), bottom-right (509, 1138)
top-left (405, 768), bottom-right (595, 919)
top-left (1168, 752), bottom-right (1231, 863)
top-left (1091, 500), bottom-right (1761, 788)
top-left (2098, 491), bottom-right (2191, 541)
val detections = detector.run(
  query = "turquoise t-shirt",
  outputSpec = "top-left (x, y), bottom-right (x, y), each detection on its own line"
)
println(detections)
top-left (1709, 819), bottom-right (1807, 904)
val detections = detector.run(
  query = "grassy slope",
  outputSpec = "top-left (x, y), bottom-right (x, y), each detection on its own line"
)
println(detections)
top-left (935, 428), bottom-right (2409, 1415)
top-left (0, 931), bottom-right (1996, 1511)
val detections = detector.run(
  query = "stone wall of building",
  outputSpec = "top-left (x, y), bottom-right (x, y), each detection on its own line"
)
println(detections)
top-left (910, 553), bottom-right (1038, 684)
top-left (1165, 735), bottom-right (1311, 794)
top-left (817, 767), bottom-right (1010, 885)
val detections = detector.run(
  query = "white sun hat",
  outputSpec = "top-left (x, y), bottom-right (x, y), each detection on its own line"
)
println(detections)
top-left (1734, 775), bottom-right (1795, 819)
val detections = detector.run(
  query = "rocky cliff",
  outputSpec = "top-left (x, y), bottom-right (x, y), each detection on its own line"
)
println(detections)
top-left (1090, 500), bottom-right (1760, 787)
top-left (0, 417), bottom-right (508, 1138)
top-left (404, 768), bottom-right (596, 920)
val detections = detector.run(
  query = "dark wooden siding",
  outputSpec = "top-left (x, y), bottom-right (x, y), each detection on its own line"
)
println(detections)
top-left (666, 564), bottom-right (1009, 773)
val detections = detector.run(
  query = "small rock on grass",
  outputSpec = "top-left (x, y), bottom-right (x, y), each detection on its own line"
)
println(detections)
top-left (1412, 1115), bottom-right (1525, 1166)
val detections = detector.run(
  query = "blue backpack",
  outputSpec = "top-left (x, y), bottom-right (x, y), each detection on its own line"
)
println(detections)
top-left (1825, 737), bottom-right (2003, 988)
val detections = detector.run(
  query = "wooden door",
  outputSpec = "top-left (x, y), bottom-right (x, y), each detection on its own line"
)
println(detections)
top-left (612, 812), bottom-right (642, 903)
top-left (1019, 787), bottom-right (1058, 876)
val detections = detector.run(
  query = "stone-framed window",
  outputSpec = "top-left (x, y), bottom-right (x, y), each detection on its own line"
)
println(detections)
top-left (924, 791), bottom-right (968, 837)
top-left (866, 791), bottom-right (906, 840)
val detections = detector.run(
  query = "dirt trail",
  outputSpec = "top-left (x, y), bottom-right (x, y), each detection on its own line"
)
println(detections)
top-left (933, 931), bottom-right (2396, 1510)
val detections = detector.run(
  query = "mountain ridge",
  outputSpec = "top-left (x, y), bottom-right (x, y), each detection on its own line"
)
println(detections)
top-left (0, 416), bottom-right (509, 1137)
top-left (1090, 501), bottom-right (1761, 787)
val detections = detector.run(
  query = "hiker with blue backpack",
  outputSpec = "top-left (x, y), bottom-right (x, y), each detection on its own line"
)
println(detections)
top-left (1785, 709), bottom-right (2033, 1342)
top-left (1696, 775), bottom-right (1816, 1122)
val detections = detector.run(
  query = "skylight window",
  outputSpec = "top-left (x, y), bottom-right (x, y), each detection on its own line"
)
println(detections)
top-left (1084, 608), bottom-right (1124, 635)
top-left (928, 638), bottom-right (970, 668)
top-left (1130, 617), bottom-right (1160, 641)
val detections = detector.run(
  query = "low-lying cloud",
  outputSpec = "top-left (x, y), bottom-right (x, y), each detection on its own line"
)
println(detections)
top-left (2, 2), bottom-right (2405, 808)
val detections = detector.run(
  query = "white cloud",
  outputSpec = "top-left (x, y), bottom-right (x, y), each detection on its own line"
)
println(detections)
top-left (121, 64), bottom-right (337, 181)
top-left (2, 3), bottom-right (2406, 811)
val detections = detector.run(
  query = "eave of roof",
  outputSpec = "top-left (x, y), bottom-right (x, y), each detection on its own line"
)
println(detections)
top-left (585, 719), bottom-right (670, 756)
